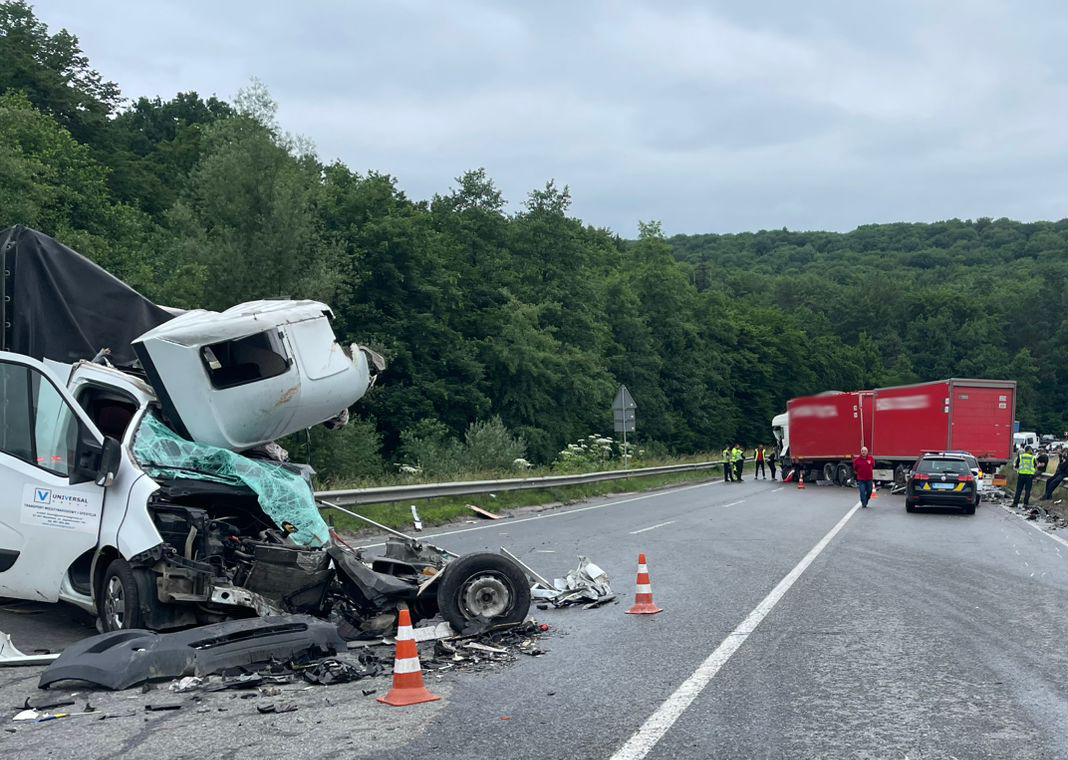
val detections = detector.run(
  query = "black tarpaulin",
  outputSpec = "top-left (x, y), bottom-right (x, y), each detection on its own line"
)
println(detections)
top-left (0, 225), bottom-right (174, 366)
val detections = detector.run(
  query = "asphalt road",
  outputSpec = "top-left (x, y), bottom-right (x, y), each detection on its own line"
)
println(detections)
top-left (2, 476), bottom-right (1067, 759)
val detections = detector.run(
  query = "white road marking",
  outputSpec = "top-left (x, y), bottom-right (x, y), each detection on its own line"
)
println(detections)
top-left (721, 500), bottom-right (746, 508)
top-left (772, 487), bottom-right (784, 493)
top-left (609, 501), bottom-right (862, 760)
top-left (999, 505), bottom-right (1068, 551)
top-left (629, 520), bottom-right (677, 535)
top-left (355, 479), bottom-right (724, 550)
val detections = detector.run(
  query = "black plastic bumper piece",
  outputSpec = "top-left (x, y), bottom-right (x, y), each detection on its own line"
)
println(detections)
top-left (38, 615), bottom-right (345, 690)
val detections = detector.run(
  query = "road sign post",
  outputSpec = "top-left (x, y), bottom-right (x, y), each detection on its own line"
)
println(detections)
top-left (613, 385), bottom-right (637, 468)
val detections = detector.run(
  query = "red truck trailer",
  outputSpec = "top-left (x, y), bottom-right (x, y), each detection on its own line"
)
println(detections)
top-left (776, 378), bottom-right (1016, 485)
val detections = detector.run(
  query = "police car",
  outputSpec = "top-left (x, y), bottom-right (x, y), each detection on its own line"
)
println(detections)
top-left (904, 453), bottom-right (979, 514)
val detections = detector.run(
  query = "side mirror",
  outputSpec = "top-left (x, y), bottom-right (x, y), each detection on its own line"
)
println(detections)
top-left (69, 427), bottom-right (103, 485)
top-left (70, 431), bottom-right (121, 487)
top-left (95, 437), bottom-right (122, 487)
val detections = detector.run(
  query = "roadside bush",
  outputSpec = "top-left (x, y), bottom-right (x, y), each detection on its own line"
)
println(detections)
top-left (463, 417), bottom-right (526, 473)
top-left (400, 416), bottom-right (527, 477)
top-left (285, 415), bottom-right (385, 485)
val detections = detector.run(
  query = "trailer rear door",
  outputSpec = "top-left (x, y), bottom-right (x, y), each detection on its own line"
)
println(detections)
top-left (948, 381), bottom-right (1015, 462)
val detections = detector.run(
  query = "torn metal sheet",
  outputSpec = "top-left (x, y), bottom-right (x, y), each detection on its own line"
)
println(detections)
top-left (0, 632), bottom-right (60, 667)
top-left (412, 622), bottom-right (456, 642)
top-left (550, 556), bottom-right (614, 607)
top-left (38, 615), bottom-right (344, 691)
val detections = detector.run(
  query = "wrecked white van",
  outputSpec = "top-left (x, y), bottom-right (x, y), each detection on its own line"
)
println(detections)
top-left (0, 226), bottom-right (531, 634)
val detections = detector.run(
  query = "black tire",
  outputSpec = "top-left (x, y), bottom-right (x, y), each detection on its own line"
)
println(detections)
top-left (963, 502), bottom-right (976, 515)
top-left (905, 500), bottom-right (917, 513)
top-left (98, 558), bottom-right (145, 632)
top-left (835, 463), bottom-right (855, 487)
top-left (436, 552), bottom-right (531, 631)
top-left (822, 463), bottom-right (836, 483)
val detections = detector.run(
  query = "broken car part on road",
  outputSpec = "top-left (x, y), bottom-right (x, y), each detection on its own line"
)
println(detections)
top-left (0, 631), bottom-right (60, 667)
top-left (37, 615), bottom-right (346, 690)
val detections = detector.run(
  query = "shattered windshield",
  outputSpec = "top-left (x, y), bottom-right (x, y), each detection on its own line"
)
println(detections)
top-left (132, 411), bottom-right (330, 546)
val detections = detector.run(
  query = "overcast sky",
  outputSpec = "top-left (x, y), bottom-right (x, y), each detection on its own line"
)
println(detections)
top-left (37, 1), bottom-right (1068, 235)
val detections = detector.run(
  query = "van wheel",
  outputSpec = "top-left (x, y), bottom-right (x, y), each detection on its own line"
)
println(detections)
top-left (98, 558), bottom-right (145, 632)
top-left (436, 553), bottom-right (531, 632)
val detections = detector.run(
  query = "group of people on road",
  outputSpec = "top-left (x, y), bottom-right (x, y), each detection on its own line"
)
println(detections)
top-left (1012, 445), bottom-right (1068, 507)
top-left (721, 444), bottom-right (778, 482)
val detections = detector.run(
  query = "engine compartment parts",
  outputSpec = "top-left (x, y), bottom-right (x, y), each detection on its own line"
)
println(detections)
top-left (133, 412), bottom-right (330, 546)
top-left (38, 615), bottom-right (345, 690)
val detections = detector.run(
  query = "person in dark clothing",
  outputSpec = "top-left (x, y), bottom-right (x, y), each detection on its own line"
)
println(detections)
top-left (1044, 454), bottom-right (1068, 500)
top-left (1011, 446), bottom-right (1037, 508)
top-left (1035, 448), bottom-right (1050, 476)
top-left (853, 447), bottom-right (875, 508)
top-left (768, 448), bottom-right (778, 480)
top-left (754, 445), bottom-right (767, 479)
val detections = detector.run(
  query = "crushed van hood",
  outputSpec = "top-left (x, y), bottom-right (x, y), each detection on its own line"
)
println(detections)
top-left (132, 300), bottom-right (379, 451)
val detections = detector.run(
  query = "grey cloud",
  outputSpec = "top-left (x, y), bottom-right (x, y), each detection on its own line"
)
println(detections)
top-left (34, 0), bottom-right (1068, 235)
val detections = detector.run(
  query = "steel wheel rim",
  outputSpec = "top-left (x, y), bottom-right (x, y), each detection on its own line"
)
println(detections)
top-left (461, 573), bottom-right (512, 619)
top-left (104, 576), bottom-right (126, 630)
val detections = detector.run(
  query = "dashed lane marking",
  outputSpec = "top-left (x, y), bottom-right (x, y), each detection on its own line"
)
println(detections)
top-left (629, 520), bottom-right (677, 535)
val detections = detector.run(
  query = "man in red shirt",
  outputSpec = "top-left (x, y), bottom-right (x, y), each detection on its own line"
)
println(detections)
top-left (853, 446), bottom-right (875, 508)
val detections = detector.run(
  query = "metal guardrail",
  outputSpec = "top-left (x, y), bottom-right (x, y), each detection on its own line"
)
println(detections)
top-left (315, 460), bottom-right (722, 507)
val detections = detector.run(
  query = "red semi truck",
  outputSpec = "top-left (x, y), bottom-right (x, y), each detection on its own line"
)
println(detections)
top-left (772, 379), bottom-right (1016, 485)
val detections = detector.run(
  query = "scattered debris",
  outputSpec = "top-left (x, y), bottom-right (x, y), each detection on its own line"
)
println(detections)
top-left (257, 703), bottom-right (298, 714)
top-left (23, 697), bottom-right (74, 711)
top-left (144, 703), bottom-right (183, 712)
top-left (468, 504), bottom-right (500, 520)
top-left (0, 632), bottom-right (60, 667)
top-left (170, 677), bottom-right (204, 693)
top-left (298, 654), bottom-right (382, 686)
top-left (542, 557), bottom-right (615, 607)
top-left (411, 505), bottom-right (423, 532)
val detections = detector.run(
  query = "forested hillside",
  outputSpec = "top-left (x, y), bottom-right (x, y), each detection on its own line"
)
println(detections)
top-left (2, 2), bottom-right (1065, 480)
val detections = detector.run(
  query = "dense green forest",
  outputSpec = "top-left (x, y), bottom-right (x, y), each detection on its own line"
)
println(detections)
top-left (1, 2), bottom-right (1065, 479)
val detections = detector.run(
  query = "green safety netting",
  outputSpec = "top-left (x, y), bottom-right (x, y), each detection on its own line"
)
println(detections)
top-left (133, 412), bottom-right (329, 547)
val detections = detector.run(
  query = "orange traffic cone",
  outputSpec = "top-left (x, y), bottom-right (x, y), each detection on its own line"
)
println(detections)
top-left (797, 469), bottom-right (806, 490)
top-left (626, 553), bottom-right (662, 615)
top-left (377, 608), bottom-right (441, 707)
top-left (871, 484), bottom-right (879, 500)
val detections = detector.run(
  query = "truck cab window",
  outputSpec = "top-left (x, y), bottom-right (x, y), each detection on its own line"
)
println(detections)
top-left (200, 330), bottom-right (290, 389)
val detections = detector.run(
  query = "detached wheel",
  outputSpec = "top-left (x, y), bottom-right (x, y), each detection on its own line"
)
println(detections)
top-left (436, 553), bottom-right (531, 631)
top-left (98, 558), bottom-right (145, 632)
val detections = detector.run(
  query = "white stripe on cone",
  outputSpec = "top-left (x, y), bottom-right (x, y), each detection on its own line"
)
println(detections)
top-left (393, 657), bottom-right (422, 674)
top-left (396, 625), bottom-right (415, 641)
top-left (638, 564), bottom-right (648, 573)
top-left (636, 584), bottom-right (652, 594)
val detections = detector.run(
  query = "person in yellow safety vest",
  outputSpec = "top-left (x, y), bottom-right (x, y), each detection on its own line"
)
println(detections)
top-left (754, 445), bottom-right (767, 480)
top-left (732, 444), bottom-right (744, 482)
top-left (722, 446), bottom-right (734, 482)
top-left (1011, 445), bottom-right (1037, 508)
